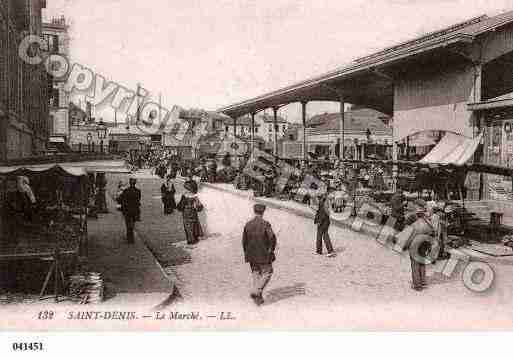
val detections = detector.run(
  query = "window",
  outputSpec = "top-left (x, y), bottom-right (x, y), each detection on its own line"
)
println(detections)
top-left (43, 34), bottom-right (59, 53)
top-left (268, 124), bottom-right (272, 132)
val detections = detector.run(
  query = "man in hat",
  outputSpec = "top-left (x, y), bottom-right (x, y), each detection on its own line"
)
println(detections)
top-left (242, 204), bottom-right (277, 305)
top-left (406, 199), bottom-right (439, 291)
top-left (119, 177), bottom-right (141, 244)
top-left (314, 193), bottom-right (336, 257)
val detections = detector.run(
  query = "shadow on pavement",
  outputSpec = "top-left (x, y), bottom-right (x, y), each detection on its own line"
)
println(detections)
top-left (144, 241), bottom-right (192, 267)
top-left (264, 282), bottom-right (307, 305)
top-left (153, 286), bottom-right (183, 310)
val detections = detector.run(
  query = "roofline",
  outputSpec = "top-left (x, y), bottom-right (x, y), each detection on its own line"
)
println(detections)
top-left (354, 15), bottom-right (486, 63)
top-left (468, 98), bottom-right (513, 111)
top-left (218, 34), bottom-right (473, 114)
top-left (471, 16), bottom-right (513, 36)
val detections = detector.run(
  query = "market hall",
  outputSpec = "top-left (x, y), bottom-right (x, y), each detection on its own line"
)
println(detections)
top-left (219, 10), bottom-right (513, 212)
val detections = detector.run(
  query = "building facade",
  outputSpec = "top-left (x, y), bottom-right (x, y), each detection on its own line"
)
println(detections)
top-left (0, 0), bottom-right (49, 160)
top-left (43, 15), bottom-right (70, 144)
top-left (297, 108), bottom-right (393, 159)
top-left (229, 113), bottom-right (289, 143)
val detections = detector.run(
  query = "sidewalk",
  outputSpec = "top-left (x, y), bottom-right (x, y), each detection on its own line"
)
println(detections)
top-left (85, 195), bottom-right (176, 306)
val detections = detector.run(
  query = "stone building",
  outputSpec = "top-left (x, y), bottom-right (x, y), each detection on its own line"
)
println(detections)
top-left (43, 15), bottom-right (70, 144)
top-left (230, 113), bottom-right (289, 141)
top-left (0, 0), bottom-right (49, 160)
top-left (305, 107), bottom-right (393, 159)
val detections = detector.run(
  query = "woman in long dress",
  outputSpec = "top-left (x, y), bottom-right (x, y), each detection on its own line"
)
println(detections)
top-left (177, 180), bottom-right (204, 244)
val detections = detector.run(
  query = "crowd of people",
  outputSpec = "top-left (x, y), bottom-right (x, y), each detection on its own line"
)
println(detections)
top-left (112, 148), bottom-right (452, 303)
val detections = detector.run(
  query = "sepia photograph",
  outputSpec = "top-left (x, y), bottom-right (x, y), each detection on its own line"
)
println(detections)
top-left (2, 1), bottom-right (513, 344)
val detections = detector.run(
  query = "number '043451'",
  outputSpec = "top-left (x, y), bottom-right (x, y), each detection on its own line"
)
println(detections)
top-left (12, 343), bottom-right (44, 351)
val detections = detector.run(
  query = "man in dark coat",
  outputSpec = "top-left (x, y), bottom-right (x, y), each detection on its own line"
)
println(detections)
top-left (207, 159), bottom-right (217, 183)
top-left (405, 200), bottom-right (438, 291)
top-left (314, 194), bottom-right (335, 257)
top-left (242, 204), bottom-right (277, 306)
top-left (119, 178), bottom-right (141, 243)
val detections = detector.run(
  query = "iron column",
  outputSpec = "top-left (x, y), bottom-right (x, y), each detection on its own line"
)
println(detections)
top-left (339, 96), bottom-right (345, 160)
top-left (301, 101), bottom-right (308, 166)
top-left (251, 112), bottom-right (255, 156)
top-left (273, 107), bottom-right (279, 160)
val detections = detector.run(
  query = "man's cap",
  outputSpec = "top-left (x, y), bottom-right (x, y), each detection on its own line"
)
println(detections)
top-left (254, 203), bottom-right (266, 214)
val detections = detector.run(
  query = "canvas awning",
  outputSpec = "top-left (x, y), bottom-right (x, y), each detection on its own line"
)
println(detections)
top-left (0, 159), bottom-right (130, 174)
top-left (48, 160), bottom-right (130, 173)
top-left (419, 132), bottom-right (482, 166)
top-left (0, 164), bottom-right (88, 177)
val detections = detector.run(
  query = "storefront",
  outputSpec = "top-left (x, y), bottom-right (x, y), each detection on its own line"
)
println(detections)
top-left (468, 100), bottom-right (513, 201)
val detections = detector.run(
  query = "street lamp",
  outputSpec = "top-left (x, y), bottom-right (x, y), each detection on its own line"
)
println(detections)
top-left (86, 132), bottom-right (92, 152)
top-left (96, 118), bottom-right (108, 153)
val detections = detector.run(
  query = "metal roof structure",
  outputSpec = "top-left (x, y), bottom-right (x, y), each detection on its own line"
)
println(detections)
top-left (307, 108), bottom-right (392, 134)
top-left (218, 11), bottom-right (513, 119)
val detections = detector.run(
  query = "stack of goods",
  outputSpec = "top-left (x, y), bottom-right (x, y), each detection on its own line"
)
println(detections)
top-left (68, 272), bottom-right (104, 304)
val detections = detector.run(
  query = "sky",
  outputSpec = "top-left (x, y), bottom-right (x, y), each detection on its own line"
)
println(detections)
top-left (43, 0), bottom-right (512, 123)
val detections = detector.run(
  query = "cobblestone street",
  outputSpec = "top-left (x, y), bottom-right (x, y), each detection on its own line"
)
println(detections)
top-left (103, 172), bottom-right (513, 329)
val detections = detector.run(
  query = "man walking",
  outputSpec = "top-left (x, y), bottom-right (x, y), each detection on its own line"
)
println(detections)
top-left (119, 177), bottom-right (141, 244)
top-left (314, 194), bottom-right (335, 257)
top-left (242, 204), bottom-right (277, 306)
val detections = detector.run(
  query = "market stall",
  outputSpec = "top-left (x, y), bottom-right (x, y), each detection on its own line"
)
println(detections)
top-left (0, 164), bottom-right (90, 301)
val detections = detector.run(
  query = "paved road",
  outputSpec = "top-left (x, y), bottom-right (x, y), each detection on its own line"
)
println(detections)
top-left (106, 172), bottom-right (513, 330)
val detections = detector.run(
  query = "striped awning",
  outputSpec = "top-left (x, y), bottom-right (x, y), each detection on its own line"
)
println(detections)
top-left (420, 132), bottom-right (482, 166)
